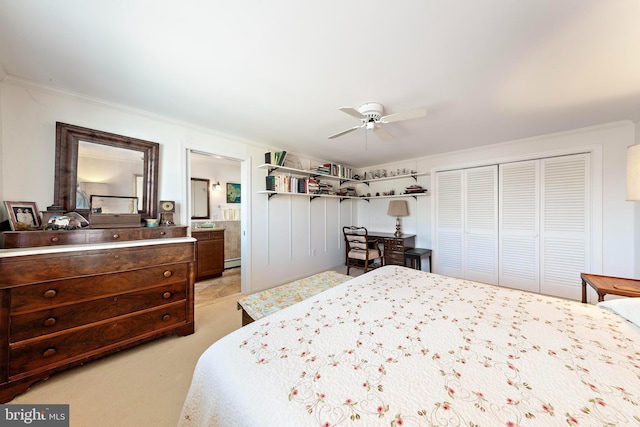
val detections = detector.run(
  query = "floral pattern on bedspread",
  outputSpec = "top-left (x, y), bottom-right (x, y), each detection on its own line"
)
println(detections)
top-left (237, 270), bottom-right (351, 321)
top-left (180, 266), bottom-right (640, 426)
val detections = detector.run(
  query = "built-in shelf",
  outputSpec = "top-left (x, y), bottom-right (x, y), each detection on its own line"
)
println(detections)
top-left (258, 190), bottom-right (428, 201)
top-left (259, 164), bottom-right (429, 200)
top-left (358, 172), bottom-right (429, 184)
top-left (258, 164), bottom-right (354, 183)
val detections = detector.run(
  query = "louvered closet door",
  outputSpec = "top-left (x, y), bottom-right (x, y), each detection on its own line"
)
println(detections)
top-left (499, 160), bottom-right (540, 292)
top-left (435, 170), bottom-right (464, 278)
top-left (464, 166), bottom-right (498, 285)
top-left (540, 153), bottom-right (590, 299)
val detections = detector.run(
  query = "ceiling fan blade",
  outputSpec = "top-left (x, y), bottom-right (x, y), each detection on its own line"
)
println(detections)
top-left (339, 107), bottom-right (366, 120)
top-left (379, 107), bottom-right (427, 124)
top-left (373, 125), bottom-right (393, 141)
top-left (328, 125), bottom-right (361, 139)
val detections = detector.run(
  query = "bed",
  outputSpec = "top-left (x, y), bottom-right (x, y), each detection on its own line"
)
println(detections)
top-left (179, 265), bottom-right (640, 426)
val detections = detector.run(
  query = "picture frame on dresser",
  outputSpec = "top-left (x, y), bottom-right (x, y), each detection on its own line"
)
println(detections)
top-left (4, 201), bottom-right (41, 230)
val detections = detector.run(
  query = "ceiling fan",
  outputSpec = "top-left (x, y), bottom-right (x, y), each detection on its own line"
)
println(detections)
top-left (328, 102), bottom-right (426, 141)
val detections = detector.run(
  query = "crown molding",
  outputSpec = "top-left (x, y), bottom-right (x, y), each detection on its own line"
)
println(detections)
top-left (1, 75), bottom-right (267, 150)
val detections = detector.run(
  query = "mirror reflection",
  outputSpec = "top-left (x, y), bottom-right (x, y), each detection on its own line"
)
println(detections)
top-left (77, 141), bottom-right (144, 210)
top-left (191, 178), bottom-right (210, 219)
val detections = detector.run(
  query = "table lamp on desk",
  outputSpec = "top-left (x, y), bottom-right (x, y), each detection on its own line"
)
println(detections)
top-left (387, 200), bottom-right (409, 237)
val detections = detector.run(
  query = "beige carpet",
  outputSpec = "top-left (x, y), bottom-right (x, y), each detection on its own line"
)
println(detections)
top-left (10, 268), bottom-right (244, 427)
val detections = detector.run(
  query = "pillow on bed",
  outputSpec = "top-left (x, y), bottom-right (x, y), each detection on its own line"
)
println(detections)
top-left (598, 298), bottom-right (640, 327)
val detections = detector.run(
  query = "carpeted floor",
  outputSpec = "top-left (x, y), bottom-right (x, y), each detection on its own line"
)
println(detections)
top-left (9, 268), bottom-right (244, 427)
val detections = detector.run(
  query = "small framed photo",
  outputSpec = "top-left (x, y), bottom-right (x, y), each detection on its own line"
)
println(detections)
top-left (4, 201), bottom-right (41, 230)
top-left (226, 183), bottom-right (241, 203)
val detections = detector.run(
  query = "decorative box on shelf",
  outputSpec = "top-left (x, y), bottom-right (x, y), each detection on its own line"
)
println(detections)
top-left (88, 195), bottom-right (141, 228)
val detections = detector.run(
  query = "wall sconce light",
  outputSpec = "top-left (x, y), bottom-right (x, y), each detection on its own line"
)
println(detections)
top-left (627, 144), bottom-right (640, 201)
top-left (387, 200), bottom-right (409, 237)
top-left (212, 181), bottom-right (221, 191)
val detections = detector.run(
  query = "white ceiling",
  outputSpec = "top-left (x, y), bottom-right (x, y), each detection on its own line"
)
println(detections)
top-left (1, 0), bottom-right (639, 168)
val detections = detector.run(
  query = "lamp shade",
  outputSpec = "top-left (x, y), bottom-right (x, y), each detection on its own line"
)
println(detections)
top-left (628, 144), bottom-right (640, 201)
top-left (387, 200), bottom-right (409, 217)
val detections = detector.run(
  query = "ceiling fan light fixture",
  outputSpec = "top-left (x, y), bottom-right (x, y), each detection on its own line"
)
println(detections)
top-left (328, 101), bottom-right (427, 141)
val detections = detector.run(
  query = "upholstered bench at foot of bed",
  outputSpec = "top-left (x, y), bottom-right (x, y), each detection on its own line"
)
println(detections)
top-left (236, 270), bottom-right (351, 326)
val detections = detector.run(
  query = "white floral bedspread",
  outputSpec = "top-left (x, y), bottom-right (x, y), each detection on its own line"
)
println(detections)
top-left (179, 266), bottom-right (640, 426)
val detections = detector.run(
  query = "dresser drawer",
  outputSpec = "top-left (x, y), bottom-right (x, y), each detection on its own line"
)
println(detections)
top-left (140, 227), bottom-right (186, 239)
top-left (3, 231), bottom-right (90, 248)
top-left (2, 242), bottom-right (195, 286)
top-left (10, 282), bottom-right (187, 342)
top-left (384, 240), bottom-right (405, 251)
top-left (86, 229), bottom-right (143, 243)
top-left (9, 301), bottom-right (187, 378)
top-left (385, 253), bottom-right (406, 265)
top-left (10, 263), bottom-right (189, 312)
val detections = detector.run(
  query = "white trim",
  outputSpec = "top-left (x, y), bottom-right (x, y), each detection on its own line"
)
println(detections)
top-left (183, 144), bottom-right (252, 295)
top-left (3, 75), bottom-right (265, 149)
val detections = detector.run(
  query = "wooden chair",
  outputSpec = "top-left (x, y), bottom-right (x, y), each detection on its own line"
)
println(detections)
top-left (343, 226), bottom-right (382, 275)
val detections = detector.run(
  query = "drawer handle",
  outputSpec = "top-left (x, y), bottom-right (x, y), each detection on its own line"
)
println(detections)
top-left (162, 292), bottom-right (172, 299)
top-left (163, 271), bottom-right (173, 278)
top-left (43, 289), bottom-right (57, 299)
top-left (112, 234), bottom-right (120, 239)
top-left (160, 231), bottom-right (166, 235)
top-left (50, 237), bottom-right (60, 243)
top-left (42, 348), bottom-right (56, 358)
top-left (162, 314), bottom-right (171, 322)
top-left (43, 317), bottom-right (57, 327)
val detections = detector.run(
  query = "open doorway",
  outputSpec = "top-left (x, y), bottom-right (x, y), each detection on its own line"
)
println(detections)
top-left (189, 150), bottom-right (243, 297)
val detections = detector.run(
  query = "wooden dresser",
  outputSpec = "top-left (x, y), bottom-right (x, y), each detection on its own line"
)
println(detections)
top-left (191, 228), bottom-right (225, 280)
top-left (0, 226), bottom-right (196, 402)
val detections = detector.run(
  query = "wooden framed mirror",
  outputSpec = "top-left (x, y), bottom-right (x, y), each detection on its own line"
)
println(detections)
top-left (54, 122), bottom-right (159, 219)
top-left (190, 178), bottom-right (210, 219)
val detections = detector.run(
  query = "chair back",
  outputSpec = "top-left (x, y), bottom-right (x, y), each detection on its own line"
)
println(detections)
top-left (343, 226), bottom-right (369, 252)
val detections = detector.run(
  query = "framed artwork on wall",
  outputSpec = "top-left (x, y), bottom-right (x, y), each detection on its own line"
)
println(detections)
top-left (226, 183), bottom-right (241, 203)
top-left (4, 201), bottom-right (41, 230)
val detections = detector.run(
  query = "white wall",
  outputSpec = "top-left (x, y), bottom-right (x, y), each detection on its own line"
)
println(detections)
top-left (360, 121), bottom-right (636, 278)
top-left (635, 122), bottom-right (640, 277)
top-left (0, 79), bottom-right (345, 294)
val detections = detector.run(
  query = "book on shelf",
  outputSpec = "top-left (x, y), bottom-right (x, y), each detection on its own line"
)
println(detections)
top-left (310, 163), bottom-right (353, 179)
top-left (265, 151), bottom-right (287, 166)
